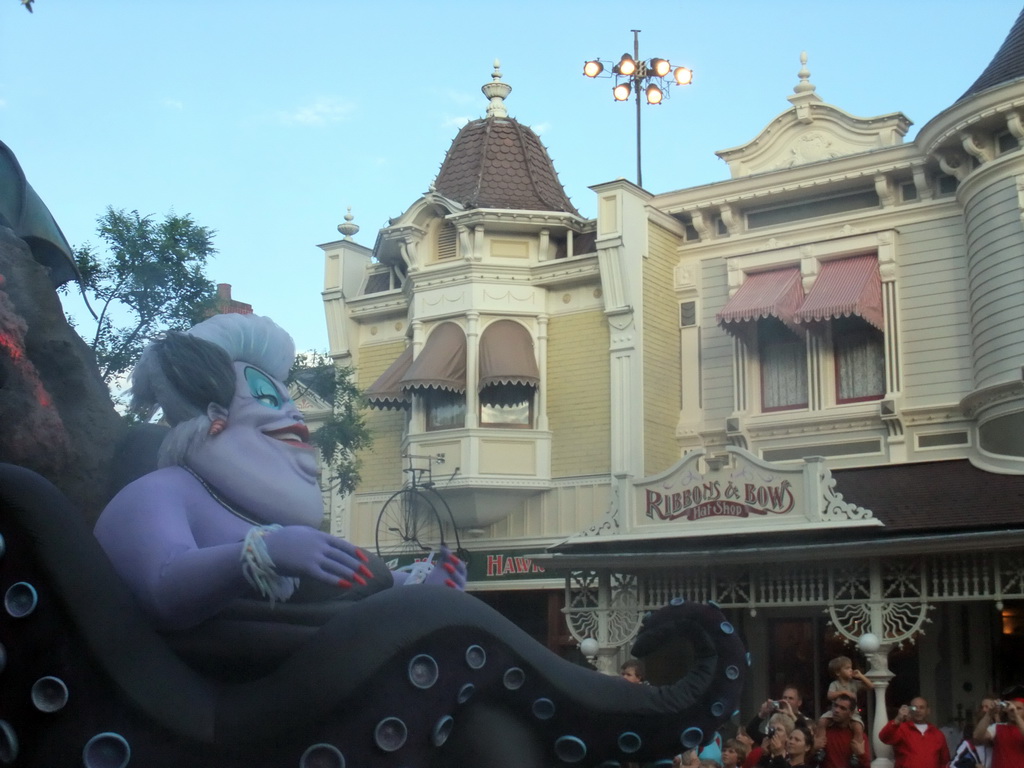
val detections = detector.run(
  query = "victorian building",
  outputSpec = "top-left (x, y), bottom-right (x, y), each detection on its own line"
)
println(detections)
top-left (317, 12), bottom-right (1024, 756)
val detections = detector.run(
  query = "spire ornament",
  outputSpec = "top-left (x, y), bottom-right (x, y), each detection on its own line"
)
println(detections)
top-left (482, 59), bottom-right (512, 118)
top-left (337, 207), bottom-right (359, 240)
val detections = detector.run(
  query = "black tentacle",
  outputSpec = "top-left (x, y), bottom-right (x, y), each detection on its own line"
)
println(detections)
top-left (0, 463), bottom-right (747, 767)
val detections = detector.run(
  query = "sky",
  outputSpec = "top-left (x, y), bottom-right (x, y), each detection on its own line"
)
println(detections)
top-left (1, 0), bottom-right (1022, 354)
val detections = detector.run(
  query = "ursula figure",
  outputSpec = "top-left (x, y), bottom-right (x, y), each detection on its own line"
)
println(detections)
top-left (0, 313), bottom-right (748, 768)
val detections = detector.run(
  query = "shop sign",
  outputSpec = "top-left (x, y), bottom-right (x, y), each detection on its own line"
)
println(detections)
top-left (634, 447), bottom-right (808, 529)
top-left (382, 549), bottom-right (550, 583)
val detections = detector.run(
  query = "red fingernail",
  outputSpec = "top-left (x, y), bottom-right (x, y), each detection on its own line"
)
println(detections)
top-left (338, 579), bottom-right (352, 589)
top-left (445, 578), bottom-right (457, 588)
top-left (443, 562), bottom-right (456, 574)
top-left (354, 573), bottom-right (367, 586)
top-left (356, 549), bottom-right (369, 563)
top-left (359, 564), bottom-right (374, 579)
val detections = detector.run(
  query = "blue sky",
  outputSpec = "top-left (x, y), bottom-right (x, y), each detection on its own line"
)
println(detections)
top-left (2, 0), bottom-right (1021, 354)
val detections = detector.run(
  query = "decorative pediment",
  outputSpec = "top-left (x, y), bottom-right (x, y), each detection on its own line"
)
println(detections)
top-left (569, 446), bottom-right (878, 541)
top-left (631, 446), bottom-right (877, 537)
top-left (716, 53), bottom-right (911, 178)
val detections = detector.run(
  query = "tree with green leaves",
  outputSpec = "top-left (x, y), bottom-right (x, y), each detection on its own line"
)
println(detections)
top-left (288, 351), bottom-right (373, 496)
top-left (68, 207), bottom-right (217, 384)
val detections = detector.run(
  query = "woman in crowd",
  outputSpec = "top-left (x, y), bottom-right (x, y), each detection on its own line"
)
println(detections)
top-left (759, 724), bottom-right (819, 768)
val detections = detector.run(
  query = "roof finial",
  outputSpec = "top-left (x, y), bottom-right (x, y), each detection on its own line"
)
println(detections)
top-left (793, 51), bottom-right (816, 95)
top-left (482, 58), bottom-right (512, 118)
top-left (337, 207), bottom-right (359, 240)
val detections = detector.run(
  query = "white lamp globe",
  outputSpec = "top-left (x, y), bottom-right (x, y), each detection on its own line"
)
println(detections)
top-left (580, 638), bottom-right (599, 657)
top-left (858, 633), bottom-right (881, 653)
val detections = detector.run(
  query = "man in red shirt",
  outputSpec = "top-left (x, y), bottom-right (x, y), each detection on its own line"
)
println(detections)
top-left (816, 694), bottom-right (870, 768)
top-left (880, 697), bottom-right (950, 768)
top-left (974, 697), bottom-right (1024, 768)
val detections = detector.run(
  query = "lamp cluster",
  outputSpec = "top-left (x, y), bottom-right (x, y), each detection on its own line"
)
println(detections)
top-left (583, 52), bottom-right (692, 104)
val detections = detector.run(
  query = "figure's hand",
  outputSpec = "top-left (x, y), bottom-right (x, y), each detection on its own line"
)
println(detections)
top-left (896, 705), bottom-right (910, 722)
top-left (421, 547), bottom-right (467, 590)
top-left (262, 526), bottom-right (375, 588)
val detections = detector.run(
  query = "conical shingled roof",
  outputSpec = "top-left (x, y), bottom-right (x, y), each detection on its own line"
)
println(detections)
top-left (433, 64), bottom-right (579, 216)
top-left (960, 7), bottom-right (1024, 100)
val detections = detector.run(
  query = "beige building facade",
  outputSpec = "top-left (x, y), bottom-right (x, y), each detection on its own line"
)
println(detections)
top-left (318, 18), bottom-right (1024, 759)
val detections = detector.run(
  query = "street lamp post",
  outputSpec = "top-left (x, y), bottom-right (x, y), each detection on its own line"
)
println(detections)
top-left (583, 29), bottom-right (693, 188)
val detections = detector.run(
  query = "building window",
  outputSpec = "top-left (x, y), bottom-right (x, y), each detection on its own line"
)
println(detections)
top-left (423, 388), bottom-right (465, 430)
top-left (759, 319), bottom-right (808, 411)
top-left (833, 317), bottom-right (885, 403)
top-left (480, 383), bottom-right (534, 428)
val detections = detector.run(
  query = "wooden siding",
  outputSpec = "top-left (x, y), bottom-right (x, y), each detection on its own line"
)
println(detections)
top-left (896, 216), bottom-right (974, 405)
top-left (700, 257), bottom-right (735, 421)
top-left (485, 479), bottom-right (614, 541)
top-left (547, 310), bottom-right (611, 478)
top-left (354, 341), bottom-right (406, 493)
top-left (644, 223), bottom-right (683, 474)
top-left (964, 176), bottom-right (1024, 390)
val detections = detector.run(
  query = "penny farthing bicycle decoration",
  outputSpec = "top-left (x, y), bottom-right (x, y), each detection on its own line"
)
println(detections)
top-left (375, 453), bottom-right (465, 582)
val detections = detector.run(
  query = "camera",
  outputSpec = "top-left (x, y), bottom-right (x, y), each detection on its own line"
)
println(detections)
top-left (996, 700), bottom-right (1011, 710)
top-left (909, 705), bottom-right (920, 713)
top-left (770, 700), bottom-right (783, 710)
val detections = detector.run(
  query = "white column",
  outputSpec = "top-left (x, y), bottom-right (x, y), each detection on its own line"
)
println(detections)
top-left (866, 644), bottom-right (895, 768)
top-left (465, 312), bottom-right (479, 429)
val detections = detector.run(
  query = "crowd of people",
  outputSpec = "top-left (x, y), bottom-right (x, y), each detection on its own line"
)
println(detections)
top-left (618, 658), bottom-right (1024, 768)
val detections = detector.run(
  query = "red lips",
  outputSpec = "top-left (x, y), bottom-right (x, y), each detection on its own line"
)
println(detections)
top-left (264, 423), bottom-right (312, 445)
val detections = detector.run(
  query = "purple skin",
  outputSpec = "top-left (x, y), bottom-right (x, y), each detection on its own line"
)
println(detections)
top-left (94, 361), bottom-right (466, 631)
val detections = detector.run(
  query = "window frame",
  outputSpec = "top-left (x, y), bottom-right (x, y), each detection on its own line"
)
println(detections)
top-left (757, 319), bottom-right (809, 413)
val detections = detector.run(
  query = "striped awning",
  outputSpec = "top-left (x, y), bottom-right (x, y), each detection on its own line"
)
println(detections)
top-left (364, 346), bottom-right (413, 410)
top-left (478, 320), bottom-right (540, 390)
top-left (794, 254), bottom-right (883, 330)
top-left (400, 322), bottom-right (467, 393)
top-left (716, 267), bottom-right (805, 337)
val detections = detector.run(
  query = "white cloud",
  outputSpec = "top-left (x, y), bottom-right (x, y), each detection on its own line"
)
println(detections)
top-left (161, 98), bottom-right (184, 110)
top-left (531, 121), bottom-right (551, 135)
top-left (277, 97), bottom-right (355, 126)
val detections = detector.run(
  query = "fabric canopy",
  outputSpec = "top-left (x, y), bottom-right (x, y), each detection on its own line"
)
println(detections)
top-left (364, 346), bottom-right (413, 410)
top-left (478, 320), bottom-right (540, 390)
top-left (400, 322), bottom-right (467, 393)
top-left (716, 267), bottom-right (805, 337)
top-left (794, 254), bottom-right (883, 330)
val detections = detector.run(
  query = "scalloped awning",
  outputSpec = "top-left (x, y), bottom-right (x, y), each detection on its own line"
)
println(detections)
top-left (794, 254), bottom-right (883, 330)
top-left (400, 323), bottom-right (466, 393)
top-left (478, 320), bottom-right (539, 391)
top-left (365, 346), bottom-right (413, 410)
top-left (717, 267), bottom-right (805, 338)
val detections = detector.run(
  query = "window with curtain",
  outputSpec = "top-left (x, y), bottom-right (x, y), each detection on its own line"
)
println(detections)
top-left (480, 382), bottom-right (534, 427)
top-left (833, 316), bottom-right (885, 403)
top-left (423, 388), bottom-right (465, 430)
top-left (759, 319), bottom-right (808, 412)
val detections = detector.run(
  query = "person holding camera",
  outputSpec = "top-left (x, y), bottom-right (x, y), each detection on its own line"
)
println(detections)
top-left (879, 697), bottom-right (949, 768)
top-left (973, 695), bottom-right (1024, 768)
top-left (747, 688), bottom-right (811, 740)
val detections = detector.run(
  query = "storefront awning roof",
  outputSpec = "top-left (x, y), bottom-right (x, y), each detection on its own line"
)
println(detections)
top-left (794, 254), bottom-right (883, 330)
top-left (534, 527), bottom-right (1024, 570)
top-left (478, 320), bottom-right (540, 390)
top-left (364, 346), bottom-right (413, 410)
top-left (400, 322), bottom-right (467, 393)
top-left (716, 267), bottom-right (805, 336)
